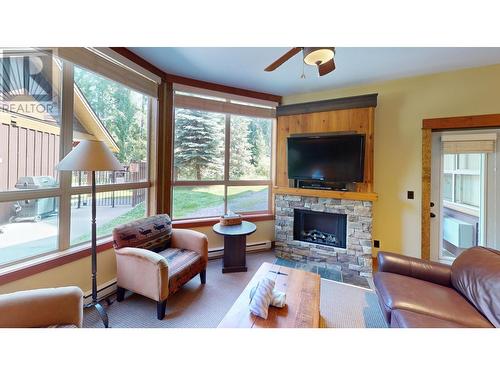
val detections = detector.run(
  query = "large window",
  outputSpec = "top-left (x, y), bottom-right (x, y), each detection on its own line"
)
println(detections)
top-left (172, 88), bottom-right (275, 220)
top-left (0, 48), bottom-right (157, 267)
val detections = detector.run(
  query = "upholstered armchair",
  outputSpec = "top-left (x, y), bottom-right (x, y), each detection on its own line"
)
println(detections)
top-left (0, 286), bottom-right (83, 328)
top-left (112, 214), bottom-right (208, 320)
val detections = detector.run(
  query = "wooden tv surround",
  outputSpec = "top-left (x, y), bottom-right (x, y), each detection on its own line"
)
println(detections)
top-left (273, 94), bottom-right (378, 285)
top-left (274, 93), bottom-right (378, 198)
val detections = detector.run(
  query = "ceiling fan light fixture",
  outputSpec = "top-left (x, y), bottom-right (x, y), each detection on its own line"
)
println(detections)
top-left (303, 47), bottom-right (335, 66)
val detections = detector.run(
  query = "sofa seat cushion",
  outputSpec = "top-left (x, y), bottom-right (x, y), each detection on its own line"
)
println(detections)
top-left (390, 309), bottom-right (472, 328)
top-left (374, 272), bottom-right (492, 327)
top-left (159, 248), bottom-right (207, 294)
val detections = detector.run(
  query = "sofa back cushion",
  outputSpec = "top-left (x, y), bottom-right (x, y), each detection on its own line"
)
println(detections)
top-left (451, 246), bottom-right (500, 327)
top-left (112, 214), bottom-right (172, 252)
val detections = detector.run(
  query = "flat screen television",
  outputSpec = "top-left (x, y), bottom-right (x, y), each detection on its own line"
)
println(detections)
top-left (287, 134), bottom-right (365, 183)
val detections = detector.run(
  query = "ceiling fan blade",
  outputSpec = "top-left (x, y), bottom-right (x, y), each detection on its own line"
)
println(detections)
top-left (264, 47), bottom-right (302, 71)
top-left (318, 58), bottom-right (336, 76)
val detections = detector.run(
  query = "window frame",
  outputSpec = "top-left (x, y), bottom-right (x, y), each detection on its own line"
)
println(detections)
top-left (0, 53), bottom-right (157, 269)
top-left (171, 89), bottom-right (275, 221)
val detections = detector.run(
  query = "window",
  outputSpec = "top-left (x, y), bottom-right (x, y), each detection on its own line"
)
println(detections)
top-left (0, 48), bottom-right (158, 267)
top-left (442, 153), bottom-right (483, 209)
top-left (172, 87), bottom-right (276, 220)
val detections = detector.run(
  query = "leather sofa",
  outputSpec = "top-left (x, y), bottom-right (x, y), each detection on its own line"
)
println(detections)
top-left (374, 247), bottom-right (499, 328)
top-left (112, 214), bottom-right (208, 320)
top-left (0, 286), bottom-right (83, 328)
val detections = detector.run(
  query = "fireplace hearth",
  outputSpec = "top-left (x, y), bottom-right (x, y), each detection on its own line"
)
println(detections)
top-left (294, 209), bottom-right (347, 248)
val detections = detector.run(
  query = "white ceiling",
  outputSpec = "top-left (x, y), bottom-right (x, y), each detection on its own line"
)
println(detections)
top-left (129, 47), bottom-right (500, 97)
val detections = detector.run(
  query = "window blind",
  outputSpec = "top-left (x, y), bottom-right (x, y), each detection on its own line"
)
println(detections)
top-left (173, 84), bottom-right (277, 118)
top-left (441, 133), bottom-right (497, 154)
top-left (54, 47), bottom-right (160, 98)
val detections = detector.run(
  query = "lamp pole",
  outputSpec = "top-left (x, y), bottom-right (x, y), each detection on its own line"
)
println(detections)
top-left (88, 170), bottom-right (109, 328)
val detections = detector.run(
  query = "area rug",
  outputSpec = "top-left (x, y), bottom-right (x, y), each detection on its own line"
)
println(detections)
top-left (319, 279), bottom-right (387, 328)
top-left (84, 251), bottom-right (386, 328)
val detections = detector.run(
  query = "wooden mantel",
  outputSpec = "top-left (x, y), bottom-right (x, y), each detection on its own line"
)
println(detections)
top-left (273, 187), bottom-right (378, 201)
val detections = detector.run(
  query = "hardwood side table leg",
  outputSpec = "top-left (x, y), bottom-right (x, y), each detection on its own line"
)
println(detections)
top-left (222, 235), bottom-right (248, 273)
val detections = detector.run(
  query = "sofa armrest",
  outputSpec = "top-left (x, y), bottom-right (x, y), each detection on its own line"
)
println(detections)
top-left (377, 251), bottom-right (452, 287)
top-left (0, 286), bottom-right (83, 328)
top-left (115, 247), bottom-right (169, 301)
top-left (171, 228), bottom-right (208, 264)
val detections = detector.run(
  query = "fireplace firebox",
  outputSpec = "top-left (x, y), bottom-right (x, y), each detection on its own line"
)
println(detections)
top-left (293, 209), bottom-right (347, 248)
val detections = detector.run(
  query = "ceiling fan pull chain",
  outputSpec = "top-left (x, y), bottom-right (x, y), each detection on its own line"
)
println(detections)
top-left (300, 59), bottom-right (306, 79)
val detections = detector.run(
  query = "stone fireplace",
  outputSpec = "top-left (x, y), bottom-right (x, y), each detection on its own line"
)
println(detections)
top-left (275, 194), bottom-right (373, 286)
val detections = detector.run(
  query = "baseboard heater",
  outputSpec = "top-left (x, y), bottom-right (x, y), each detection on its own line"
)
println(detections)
top-left (208, 240), bottom-right (273, 259)
top-left (83, 279), bottom-right (117, 305)
top-left (83, 241), bottom-right (273, 304)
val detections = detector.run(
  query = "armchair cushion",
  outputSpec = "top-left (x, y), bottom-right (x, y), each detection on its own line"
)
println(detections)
top-left (113, 214), bottom-right (172, 253)
top-left (159, 248), bottom-right (207, 294)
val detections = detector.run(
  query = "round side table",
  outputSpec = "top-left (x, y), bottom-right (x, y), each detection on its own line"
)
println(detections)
top-left (213, 220), bottom-right (257, 273)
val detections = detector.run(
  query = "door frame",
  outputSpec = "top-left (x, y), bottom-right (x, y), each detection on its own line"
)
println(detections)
top-left (421, 113), bottom-right (500, 260)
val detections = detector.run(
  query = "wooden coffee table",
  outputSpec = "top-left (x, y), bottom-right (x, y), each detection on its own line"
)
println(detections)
top-left (213, 221), bottom-right (257, 273)
top-left (218, 262), bottom-right (321, 328)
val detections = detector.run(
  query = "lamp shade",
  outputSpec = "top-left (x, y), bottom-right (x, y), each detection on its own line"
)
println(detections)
top-left (56, 140), bottom-right (123, 171)
top-left (303, 47), bottom-right (335, 66)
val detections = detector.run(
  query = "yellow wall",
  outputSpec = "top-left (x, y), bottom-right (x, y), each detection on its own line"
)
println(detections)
top-left (283, 63), bottom-right (500, 258)
top-left (0, 220), bottom-right (275, 294)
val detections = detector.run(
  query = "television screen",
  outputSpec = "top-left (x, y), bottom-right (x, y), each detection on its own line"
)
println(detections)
top-left (287, 134), bottom-right (365, 182)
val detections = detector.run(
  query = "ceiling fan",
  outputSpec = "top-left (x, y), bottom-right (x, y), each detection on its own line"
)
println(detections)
top-left (264, 47), bottom-right (336, 76)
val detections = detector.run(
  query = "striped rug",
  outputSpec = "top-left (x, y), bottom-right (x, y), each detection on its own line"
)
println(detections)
top-left (84, 251), bottom-right (386, 328)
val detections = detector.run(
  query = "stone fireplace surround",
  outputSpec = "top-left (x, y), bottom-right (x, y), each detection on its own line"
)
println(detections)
top-left (274, 194), bottom-right (373, 286)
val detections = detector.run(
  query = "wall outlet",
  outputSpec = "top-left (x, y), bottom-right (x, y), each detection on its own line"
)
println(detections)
top-left (374, 240), bottom-right (380, 248)
top-left (407, 191), bottom-right (414, 199)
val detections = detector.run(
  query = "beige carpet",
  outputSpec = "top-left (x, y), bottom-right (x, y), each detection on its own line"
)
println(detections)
top-left (84, 251), bottom-right (386, 328)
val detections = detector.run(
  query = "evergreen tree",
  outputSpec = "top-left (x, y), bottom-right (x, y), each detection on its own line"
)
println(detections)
top-left (174, 108), bottom-right (224, 180)
top-left (230, 116), bottom-right (253, 179)
top-left (245, 117), bottom-right (272, 178)
top-left (254, 127), bottom-right (270, 177)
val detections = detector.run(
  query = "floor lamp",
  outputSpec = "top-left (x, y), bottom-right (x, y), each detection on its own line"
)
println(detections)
top-left (57, 140), bottom-right (123, 328)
